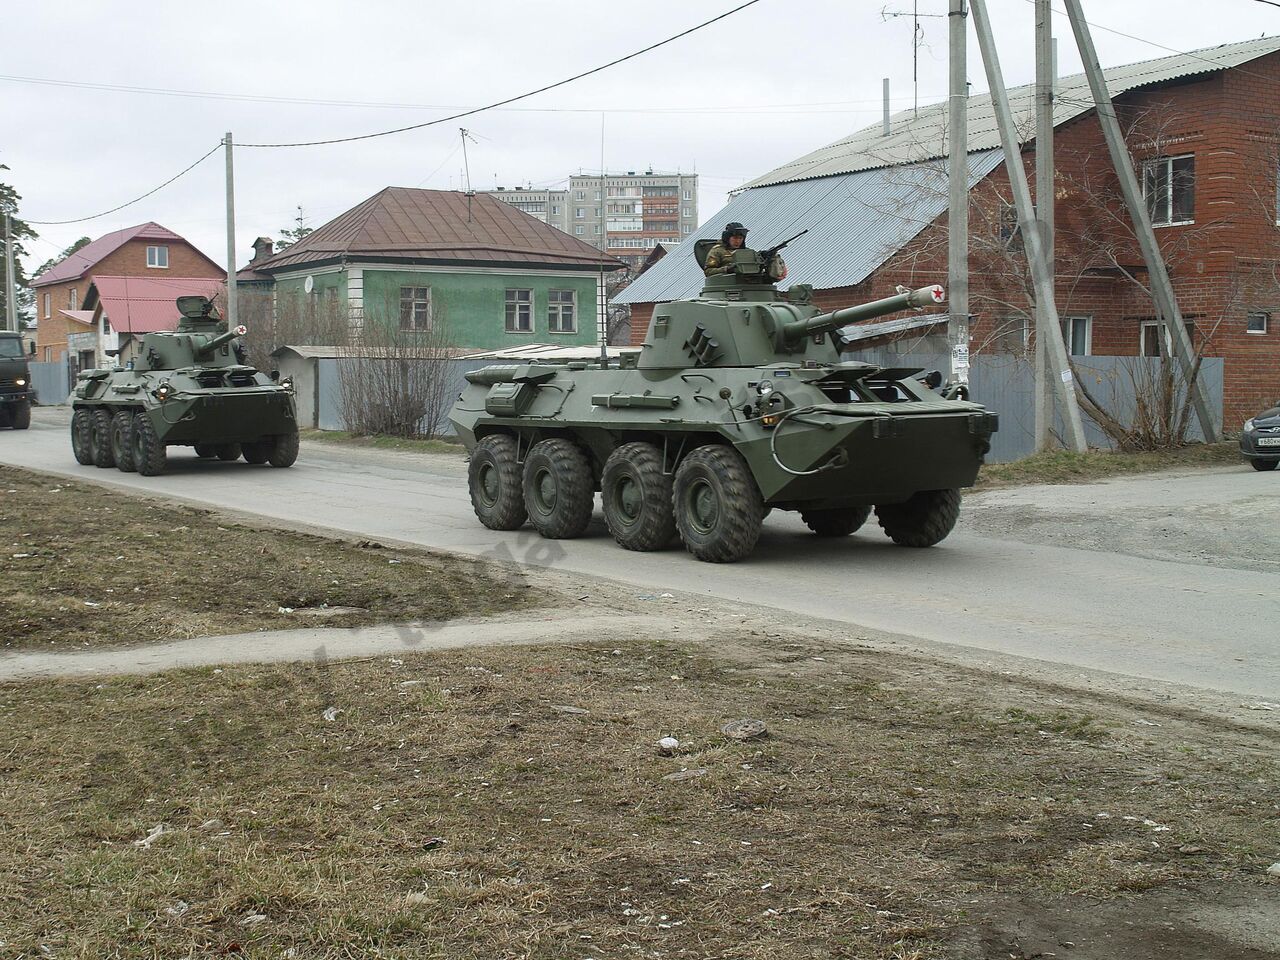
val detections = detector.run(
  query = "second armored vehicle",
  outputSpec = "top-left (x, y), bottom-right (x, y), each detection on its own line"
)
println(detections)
top-left (450, 243), bottom-right (998, 563)
top-left (70, 296), bottom-right (298, 476)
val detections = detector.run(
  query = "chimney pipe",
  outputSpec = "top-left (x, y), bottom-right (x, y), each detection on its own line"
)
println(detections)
top-left (882, 78), bottom-right (891, 136)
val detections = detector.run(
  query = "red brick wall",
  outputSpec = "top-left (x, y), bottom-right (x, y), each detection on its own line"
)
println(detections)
top-left (629, 55), bottom-right (1280, 426)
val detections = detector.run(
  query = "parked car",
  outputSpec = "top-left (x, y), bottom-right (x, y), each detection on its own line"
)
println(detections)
top-left (1240, 402), bottom-right (1280, 471)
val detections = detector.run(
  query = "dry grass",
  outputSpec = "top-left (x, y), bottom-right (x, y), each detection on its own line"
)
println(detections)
top-left (300, 429), bottom-right (466, 456)
top-left (0, 466), bottom-right (538, 651)
top-left (975, 440), bottom-right (1241, 489)
top-left (0, 639), bottom-right (1274, 959)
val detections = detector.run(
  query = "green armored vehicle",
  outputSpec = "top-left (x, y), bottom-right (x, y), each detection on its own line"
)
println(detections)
top-left (70, 296), bottom-right (299, 476)
top-left (450, 243), bottom-right (998, 563)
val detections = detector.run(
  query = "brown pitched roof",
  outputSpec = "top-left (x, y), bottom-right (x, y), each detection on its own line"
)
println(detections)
top-left (32, 222), bottom-right (223, 287)
top-left (254, 188), bottom-right (623, 273)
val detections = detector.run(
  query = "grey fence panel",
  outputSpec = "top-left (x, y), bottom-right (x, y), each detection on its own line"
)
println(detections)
top-left (29, 359), bottom-right (73, 406)
top-left (316, 357), bottom-right (497, 435)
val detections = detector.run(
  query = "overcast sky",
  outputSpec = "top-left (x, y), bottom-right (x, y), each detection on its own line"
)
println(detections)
top-left (4, 0), bottom-right (1278, 277)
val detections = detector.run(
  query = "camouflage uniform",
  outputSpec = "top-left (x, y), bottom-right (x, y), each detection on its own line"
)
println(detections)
top-left (703, 242), bottom-right (747, 276)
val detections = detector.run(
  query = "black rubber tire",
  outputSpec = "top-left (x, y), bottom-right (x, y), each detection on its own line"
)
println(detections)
top-left (217, 443), bottom-right (243, 462)
top-left (193, 443), bottom-right (219, 459)
top-left (522, 438), bottom-right (595, 539)
top-left (267, 429), bottom-right (300, 468)
top-left (10, 400), bottom-right (30, 430)
top-left (672, 445), bottom-right (763, 563)
top-left (1251, 458), bottom-right (1279, 472)
top-left (89, 409), bottom-right (116, 468)
top-left (71, 409), bottom-right (94, 464)
top-left (801, 505), bottom-right (872, 537)
top-left (131, 412), bottom-right (167, 476)
top-left (875, 488), bottom-right (961, 548)
top-left (468, 435), bottom-right (527, 531)
top-left (110, 410), bottom-right (137, 473)
top-left (0, 407), bottom-right (9, 429)
top-left (602, 442), bottom-right (676, 551)
top-left (242, 441), bottom-right (271, 464)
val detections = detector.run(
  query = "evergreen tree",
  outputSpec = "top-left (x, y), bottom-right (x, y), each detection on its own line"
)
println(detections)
top-left (275, 206), bottom-right (314, 252)
top-left (0, 165), bottom-right (38, 327)
top-left (33, 236), bottom-right (91, 280)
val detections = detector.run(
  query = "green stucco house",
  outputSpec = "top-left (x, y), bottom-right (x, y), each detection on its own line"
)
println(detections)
top-left (247, 187), bottom-right (624, 350)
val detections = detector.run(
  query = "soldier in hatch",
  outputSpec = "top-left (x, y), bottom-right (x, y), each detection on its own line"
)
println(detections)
top-left (702, 221), bottom-right (788, 281)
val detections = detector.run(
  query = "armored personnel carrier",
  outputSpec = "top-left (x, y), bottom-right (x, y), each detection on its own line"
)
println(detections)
top-left (450, 243), bottom-right (998, 563)
top-left (70, 296), bottom-right (298, 476)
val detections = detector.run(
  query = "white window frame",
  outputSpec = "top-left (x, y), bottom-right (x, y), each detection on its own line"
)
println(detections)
top-left (547, 289), bottom-right (577, 334)
top-left (1247, 311), bottom-right (1269, 335)
top-left (43, 292), bottom-right (50, 318)
top-left (1142, 154), bottom-right (1195, 227)
top-left (574, 191), bottom-right (585, 201)
top-left (574, 225), bottom-right (584, 235)
top-left (1140, 321), bottom-right (1165, 357)
top-left (504, 288), bottom-right (534, 334)
top-left (683, 189), bottom-right (692, 200)
top-left (1060, 315), bottom-right (1092, 356)
top-left (399, 285), bottom-right (432, 330)
top-left (575, 207), bottom-right (585, 219)
top-left (146, 245), bottom-right (169, 268)
top-left (68, 287), bottom-right (77, 308)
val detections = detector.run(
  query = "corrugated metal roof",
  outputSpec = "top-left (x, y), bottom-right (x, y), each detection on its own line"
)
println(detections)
top-left (90, 275), bottom-right (226, 334)
top-left (256, 187), bottom-right (624, 273)
top-left (31, 222), bottom-right (191, 287)
top-left (614, 150), bottom-right (1002, 305)
top-left (745, 36), bottom-right (1280, 188)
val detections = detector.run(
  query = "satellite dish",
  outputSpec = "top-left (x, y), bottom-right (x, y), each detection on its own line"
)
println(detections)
top-left (303, 275), bottom-right (315, 294)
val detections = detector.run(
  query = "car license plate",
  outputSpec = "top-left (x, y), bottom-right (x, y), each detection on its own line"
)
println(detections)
top-left (1258, 437), bottom-right (1280, 447)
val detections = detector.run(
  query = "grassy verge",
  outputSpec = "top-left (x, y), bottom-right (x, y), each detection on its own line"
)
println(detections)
top-left (0, 466), bottom-right (537, 651)
top-left (975, 440), bottom-right (1241, 489)
top-left (300, 429), bottom-right (466, 456)
top-left (0, 641), bottom-right (1274, 959)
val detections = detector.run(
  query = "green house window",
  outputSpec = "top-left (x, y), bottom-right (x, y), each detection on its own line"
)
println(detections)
top-left (547, 290), bottom-right (576, 334)
top-left (505, 289), bottom-right (533, 333)
top-left (399, 286), bottom-right (431, 330)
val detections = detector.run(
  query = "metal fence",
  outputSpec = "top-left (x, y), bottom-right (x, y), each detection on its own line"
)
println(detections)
top-left (29, 358), bottom-right (74, 406)
top-left (312, 352), bottom-right (1224, 462)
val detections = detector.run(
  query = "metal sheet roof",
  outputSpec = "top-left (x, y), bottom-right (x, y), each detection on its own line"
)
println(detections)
top-left (31, 222), bottom-right (192, 287)
top-left (90, 275), bottom-right (225, 334)
top-left (614, 149), bottom-right (1002, 305)
top-left (744, 36), bottom-right (1280, 188)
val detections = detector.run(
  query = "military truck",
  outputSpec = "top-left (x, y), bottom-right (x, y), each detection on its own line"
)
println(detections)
top-left (70, 296), bottom-right (298, 476)
top-left (0, 330), bottom-right (34, 430)
top-left (450, 242), bottom-right (997, 563)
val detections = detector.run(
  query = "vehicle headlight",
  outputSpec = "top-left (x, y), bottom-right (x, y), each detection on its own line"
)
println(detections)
top-left (14, 378), bottom-right (25, 386)
top-left (1243, 418), bottom-right (1255, 432)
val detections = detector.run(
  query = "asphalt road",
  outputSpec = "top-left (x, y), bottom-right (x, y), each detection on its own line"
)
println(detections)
top-left (3, 407), bottom-right (1276, 699)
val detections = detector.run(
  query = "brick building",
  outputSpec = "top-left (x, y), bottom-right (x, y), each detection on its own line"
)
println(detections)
top-left (30, 222), bottom-right (225, 365)
top-left (618, 37), bottom-right (1280, 429)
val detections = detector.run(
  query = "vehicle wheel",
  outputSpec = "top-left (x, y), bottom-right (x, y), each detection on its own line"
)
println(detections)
top-left (242, 440), bottom-right (271, 464)
top-left (602, 442), bottom-right (676, 551)
top-left (267, 429), bottom-right (299, 468)
top-left (673, 445), bottom-right (763, 563)
top-left (131, 412), bottom-right (167, 476)
top-left (0, 406), bottom-right (9, 429)
top-left (217, 443), bottom-right (242, 462)
top-left (194, 443), bottom-right (219, 459)
top-left (1251, 458), bottom-right (1279, 472)
top-left (10, 400), bottom-right (30, 430)
top-left (523, 438), bottom-right (594, 539)
top-left (71, 409), bottom-right (94, 464)
top-left (801, 505), bottom-right (871, 537)
top-left (110, 410), bottom-right (137, 472)
top-left (469, 434), bottom-right (527, 531)
top-left (875, 488), bottom-right (961, 548)
top-left (89, 408), bottom-right (116, 468)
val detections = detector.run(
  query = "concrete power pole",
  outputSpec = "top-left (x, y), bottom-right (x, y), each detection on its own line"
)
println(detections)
top-left (1033, 0), bottom-right (1055, 450)
top-left (1061, 0), bottom-right (1219, 442)
top-left (970, 0), bottom-right (1088, 452)
top-left (3, 212), bottom-right (17, 334)
top-left (224, 131), bottom-right (239, 330)
top-left (947, 0), bottom-right (970, 387)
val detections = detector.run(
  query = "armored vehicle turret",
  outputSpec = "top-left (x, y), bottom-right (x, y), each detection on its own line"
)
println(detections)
top-left (450, 242), bottom-right (997, 563)
top-left (70, 295), bottom-right (299, 476)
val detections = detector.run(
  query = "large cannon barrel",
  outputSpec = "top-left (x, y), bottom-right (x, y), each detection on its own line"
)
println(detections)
top-left (782, 284), bottom-right (945, 342)
top-left (195, 325), bottom-right (247, 358)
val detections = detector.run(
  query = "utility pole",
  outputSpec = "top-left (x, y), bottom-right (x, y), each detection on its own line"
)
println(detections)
top-left (970, 0), bottom-right (1088, 452)
top-left (598, 113), bottom-right (609, 363)
top-left (947, 0), bottom-right (970, 387)
top-left (1062, 0), bottom-right (1219, 442)
top-left (223, 132), bottom-right (238, 330)
top-left (3, 211), bottom-right (17, 334)
top-left (1033, 0), bottom-right (1055, 450)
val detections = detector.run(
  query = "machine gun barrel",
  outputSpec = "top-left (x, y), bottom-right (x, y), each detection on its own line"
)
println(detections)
top-left (195, 325), bottom-right (247, 358)
top-left (781, 285), bottom-right (945, 342)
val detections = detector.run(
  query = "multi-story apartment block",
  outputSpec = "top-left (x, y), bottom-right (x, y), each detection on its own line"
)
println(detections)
top-left (488, 170), bottom-right (697, 270)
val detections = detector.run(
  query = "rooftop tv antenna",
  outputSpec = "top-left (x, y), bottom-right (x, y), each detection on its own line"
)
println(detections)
top-left (881, 3), bottom-right (943, 116)
top-left (460, 127), bottom-right (478, 221)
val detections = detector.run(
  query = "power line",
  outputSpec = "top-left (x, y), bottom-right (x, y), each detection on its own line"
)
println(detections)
top-left (238, 0), bottom-right (764, 148)
top-left (26, 143), bottom-right (222, 226)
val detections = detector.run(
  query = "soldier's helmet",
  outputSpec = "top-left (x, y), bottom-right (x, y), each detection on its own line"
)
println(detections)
top-left (721, 222), bottom-right (749, 244)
